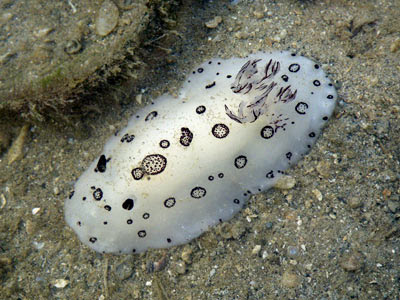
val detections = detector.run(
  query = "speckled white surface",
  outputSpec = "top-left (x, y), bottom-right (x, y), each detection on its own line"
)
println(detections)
top-left (65, 51), bottom-right (336, 254)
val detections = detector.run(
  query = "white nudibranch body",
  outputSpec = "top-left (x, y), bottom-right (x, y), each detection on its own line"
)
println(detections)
top-left (65, 51), bottom-right (337, 254)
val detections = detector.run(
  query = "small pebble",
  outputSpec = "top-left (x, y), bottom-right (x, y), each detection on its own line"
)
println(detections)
top-left (316, 161), bottom-right (331, 177)
top-left (135, 94), bottom-right (143, 104)
top-left (153, 254), bottom-right (168, 272)
top-left (53, 186), bottom-right (60, 195)
top-left (114, 261), bottom-right (134, 280)
top-left (252, 245), bottom-right (261, 256)
top-left (96, 0), bottom-right (119, 36)
top-left (348, 197), bottom-right (362, 209)
top-left (390, 38), bottom-right (400, 53)
top-left (387, 200), bottom-right (399, 213)
top-left (289, 259), bottom-right (298, 265)
top-left (253, 11), bottom-right (264, 19)
top-left (34, 27), bottom-right (53, 38)
top-left (287, 246), bottom-right (298, 257)
top-left (340, 251), bottom-right (364, 271)
top-left (284, 210), bottom-right (297, 221)
top-left (281, 270), bottom-right (300, 288)
top-left (209, 268), bottom-right (216, 277)
top-left (382, 188), bottom-right (391, 197)
top-left (181, 246), bottom-right (193, 264)
top-left (205, 16), bottom-right (222, 29)
top-left (53, 279), bottom-right (69, 288)
top-left (279, 29), bottom-right (287, 39)
top-left (25, 220), bottom-right (36, 235)
top-left (175, 260), bottom-right (187, 275)
top-left (265, 221), bottom-right (273, 229)
top-left (262, 250), bottom-right (268, 259)
top-left (274, 176), bottom-right (296, 190)
top-left (312, 188), bottom-right (323, 201)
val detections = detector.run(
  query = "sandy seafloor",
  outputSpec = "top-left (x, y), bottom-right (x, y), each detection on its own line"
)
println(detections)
top-left (1, 0), bottom-right (399, 299)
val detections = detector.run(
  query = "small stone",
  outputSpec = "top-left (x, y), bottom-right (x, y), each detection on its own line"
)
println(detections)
top-left (312, 188), bottom-right (323, 201)
top-left (53, 186), bottom-right (60, 195)
top-left (348, 197), bottom-right (361, 208)
top-left (289, 259), bottom-right (298, 265)
top-left (262, 250), bottom-right (268, 259)
top-left (274, 176), bottom-right (296, 190)
top-left (53, 279), bottom-right (69, 288)
top-left (382, 189), bottom-right (391, 197)
top-left (281, 270), bottom-right (300, 288)
top-left (234, 31), bottom-right (250, 39)
top-left (387, 200), bottom-right (399, 213)
top-left (34, 28), bottom-right (53, 38)
top-left (152, 254), bottom-right (168, 272)
top-left (279, 29), bottom-right (287, 39)
top-left (25, 220), bottom-right (36, 235)
top-left (230, 222), bottom-right (246, 239)
top-left (253, 11), bottom-right (264, 19)
top-left (390, 39), bottom-right (400, 53)
top-left (252, 245), bottom-right (261, 256)
top-left (265, 221), bottom-right (273, 229)
top-left (181, 246), bottom-right (193, 264)
top-left (114, 261), bottom-right (134, 280)
top-left (205, 16), bottom-right (222, 29)
top-left (209, 268), bottom-right (216, 277)
top-left (96, 0), bottom-right (119, 36)
top-left (340, 251), bottom-right (364, 272)
top-left (284, 210), bottom-right (297, 221)
top-left (135, 94), bottom-right (143, 104)
top-left (287, 246), bottom-right (298, 258)
top-left (175, 260), bottom-right (186, 275)
top-left (272, 35), bottom-right (281, 43)
top-left (316, 161), bottom-right (331, 177)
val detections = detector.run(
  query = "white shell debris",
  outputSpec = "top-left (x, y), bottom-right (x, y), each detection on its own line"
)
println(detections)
top-left (32, 207), bottom-right (41, 215)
